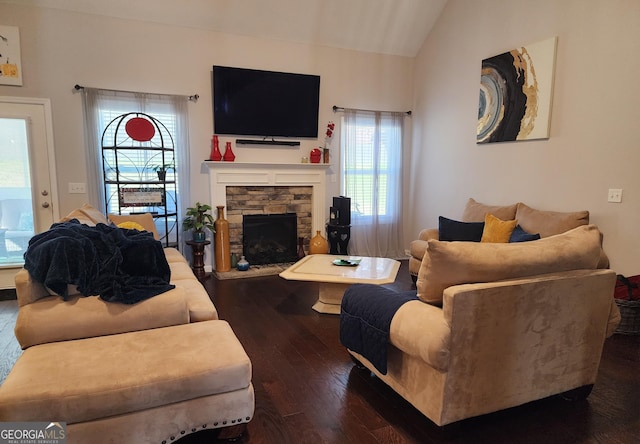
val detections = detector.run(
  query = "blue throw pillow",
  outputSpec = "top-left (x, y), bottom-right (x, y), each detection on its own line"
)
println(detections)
top-left (509, 225), bottom-right (541, 242)
top-left (438, 216), bottom-right (484, 242)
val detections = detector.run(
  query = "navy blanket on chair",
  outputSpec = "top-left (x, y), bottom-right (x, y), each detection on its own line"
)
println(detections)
top-left (24, 219), bottom-right (175, 304)
top-left (340, 284), bottom-right (418, 374)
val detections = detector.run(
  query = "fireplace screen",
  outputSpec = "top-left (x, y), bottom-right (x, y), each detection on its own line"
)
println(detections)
top-left (243, 213), bottom-right (298, 265)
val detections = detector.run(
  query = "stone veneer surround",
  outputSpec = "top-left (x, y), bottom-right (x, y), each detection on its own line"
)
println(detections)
top-left (204, 162), bottom-right (330, 262)
top-left (226, 185), bottom-right (312, 255)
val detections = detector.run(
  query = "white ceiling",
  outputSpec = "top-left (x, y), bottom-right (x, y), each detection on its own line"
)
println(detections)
top-left (5, 0), bottom-right (448, 57)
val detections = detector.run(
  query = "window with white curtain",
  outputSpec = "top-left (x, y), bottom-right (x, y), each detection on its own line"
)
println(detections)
top-left (340, 109), bottom-right (405, 258)
top-left (81, 88), bottom-right (191, 250)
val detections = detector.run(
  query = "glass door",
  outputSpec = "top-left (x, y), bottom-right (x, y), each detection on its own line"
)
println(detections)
top-left (0, 98), bottom-right (57, 288)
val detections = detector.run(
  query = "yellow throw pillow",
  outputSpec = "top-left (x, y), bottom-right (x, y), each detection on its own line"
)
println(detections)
top-left (481, 213), bottom-right (518, 243)
top-left (108, 213), bottom-right (160, 240)
top-left (117, 221), bottom-right (146, 232)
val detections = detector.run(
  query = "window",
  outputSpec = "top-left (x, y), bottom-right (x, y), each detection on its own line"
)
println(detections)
top-left (82, 88), bottom-right (191, 249)
top-left (340, 109), bottom-right (404, 257)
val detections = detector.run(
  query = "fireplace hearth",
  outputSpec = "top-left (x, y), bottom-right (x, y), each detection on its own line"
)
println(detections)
top-left (243, 213), bottom-right (298, 265)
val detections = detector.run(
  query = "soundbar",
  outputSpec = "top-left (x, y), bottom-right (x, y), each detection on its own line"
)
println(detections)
top-left (235, 139), bottom-right (300, 146)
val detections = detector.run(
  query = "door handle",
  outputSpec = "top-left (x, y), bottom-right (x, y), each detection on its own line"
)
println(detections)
top-left (41, 202), bottom-right (50, 208)
top-left (41, 190), bottom-right (49, 196)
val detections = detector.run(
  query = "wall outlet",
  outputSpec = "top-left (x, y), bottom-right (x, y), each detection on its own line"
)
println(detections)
top-left (607, 188), bottom-right (623, 203)
top-left (68, 182), bottom-right (86, 194)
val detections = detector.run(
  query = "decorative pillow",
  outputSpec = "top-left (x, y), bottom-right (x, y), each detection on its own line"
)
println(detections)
top-left (108, 213), bottom-right (160, 240)
top-left (515, 203), bottom-right (589, 238)
top-left (416, 224), bottom-right (603, 305)
top-left (461, 198), bottom-right (518, 223)
top-left (481, 213), bottom-right (517, 243)
top-left (116, 221), bottom-right (147, 232)
top-left (509, 225), bottom-right (541, 243)
top-left (438, 216), bottom-right (484, 242)
top-left (59, 203), bottom-right (110, 226)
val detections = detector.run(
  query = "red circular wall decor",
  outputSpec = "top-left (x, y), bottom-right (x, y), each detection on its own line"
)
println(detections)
top-left (125, 117), bottom-right (155, 142)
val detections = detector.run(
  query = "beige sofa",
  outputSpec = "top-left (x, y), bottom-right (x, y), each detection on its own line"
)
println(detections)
top-left (409, 198), bottom-right (608, 280)
top-left (12, 204), bottom-right (217, 349)
top-left (0, 204), bottom-right (254, 443)
top-left (344, 212), bottom-right (622, 426)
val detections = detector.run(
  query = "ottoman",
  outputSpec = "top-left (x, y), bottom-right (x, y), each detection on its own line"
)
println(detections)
top-left (0, 320), bottom-right (254, 443)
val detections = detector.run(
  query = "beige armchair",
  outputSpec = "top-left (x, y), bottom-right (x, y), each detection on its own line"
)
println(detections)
top-left (344, 224), bottom-right (621, 426)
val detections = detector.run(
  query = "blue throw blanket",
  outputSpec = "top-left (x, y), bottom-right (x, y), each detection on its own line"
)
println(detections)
top-left (340, 284), bottom-right (418, 374)
top-left (24, 219), bottom-right (175, 304)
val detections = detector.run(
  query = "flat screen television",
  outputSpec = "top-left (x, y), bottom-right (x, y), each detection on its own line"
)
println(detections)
top-left (213, 65), bottom-right (320, 139)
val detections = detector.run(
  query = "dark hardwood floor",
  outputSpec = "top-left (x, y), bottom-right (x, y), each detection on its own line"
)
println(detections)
top-left (188, 261), bottom-right (640, 444)
top-left (1, 261), bottom-right (639, 443)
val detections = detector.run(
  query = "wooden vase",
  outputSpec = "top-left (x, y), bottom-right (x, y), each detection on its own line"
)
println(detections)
top-left (309, 230), bottom-right (329, 254)
top-left (214, 205), bottom-right (231, 272)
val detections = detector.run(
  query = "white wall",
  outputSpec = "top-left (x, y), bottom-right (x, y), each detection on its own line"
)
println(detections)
top-left (0, 4), bottom-right (414, 241)
top-left (410, 0), bottom-right (640, 275)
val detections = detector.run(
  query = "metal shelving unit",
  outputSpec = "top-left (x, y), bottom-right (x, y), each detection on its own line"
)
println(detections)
top-left (101, 112), bottom-right (179, 248)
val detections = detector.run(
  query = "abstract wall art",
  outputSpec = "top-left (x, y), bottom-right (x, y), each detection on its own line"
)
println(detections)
top-left (477, 36), bottom-right (557, 144)
top-left (0, 25), bottom-right (22, 86)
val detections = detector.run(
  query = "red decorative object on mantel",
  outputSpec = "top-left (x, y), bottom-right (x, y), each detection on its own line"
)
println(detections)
top-left (310, 148), bottom-right (322, 163)
top-left (209, 135), bottom-right (222, 161)
top-left (223, 141), bottom-right (236, 161)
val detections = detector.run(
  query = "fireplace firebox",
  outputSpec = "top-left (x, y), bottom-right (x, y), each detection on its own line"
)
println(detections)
top-left (243, 213), bottom-right (298, 265)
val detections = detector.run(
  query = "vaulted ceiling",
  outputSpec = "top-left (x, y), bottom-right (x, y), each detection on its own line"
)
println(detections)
top-left (6, 0), bottom-right (448, 57)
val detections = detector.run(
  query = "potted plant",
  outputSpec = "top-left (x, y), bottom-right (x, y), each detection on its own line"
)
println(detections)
top-left (183, 202), bottom-right (215, 242)
top-left (151, 162), bottom-right (174, 181)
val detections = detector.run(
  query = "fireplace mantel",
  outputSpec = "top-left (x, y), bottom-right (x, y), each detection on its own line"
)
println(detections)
top-left (203, 161), bottom-right (330, 169)
top-left (203, 161), bottom-right (330, 233)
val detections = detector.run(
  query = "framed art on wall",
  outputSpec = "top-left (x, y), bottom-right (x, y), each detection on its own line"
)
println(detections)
top-left (0, 25), bottom-right (23, 86)
top-left (477, 36), bottom-right (557, 144)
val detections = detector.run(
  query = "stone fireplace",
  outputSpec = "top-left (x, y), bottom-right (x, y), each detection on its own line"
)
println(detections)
top-left (204, 161), bottom-right (329, 266)
top-left (227, 185), bottom-right (311, 257)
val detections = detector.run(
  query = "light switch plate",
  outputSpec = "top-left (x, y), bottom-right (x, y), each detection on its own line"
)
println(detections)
top-left (68, 182), bottom-right (86, 194)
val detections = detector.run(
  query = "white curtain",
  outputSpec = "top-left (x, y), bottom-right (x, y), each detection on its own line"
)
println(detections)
top-left (81, 88), bottom-right (191, 251)
top-left (341, 109), bottom-right (405, 258)
top-left (81, 88), bottom-right (105, 207)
